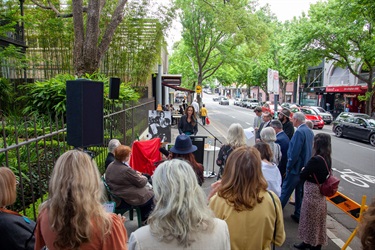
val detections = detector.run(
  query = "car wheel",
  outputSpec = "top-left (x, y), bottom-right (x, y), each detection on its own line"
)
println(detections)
top-left (335, 127), bottom-right (343, 137)
top-left (369, 134), bottom-right (375, 147)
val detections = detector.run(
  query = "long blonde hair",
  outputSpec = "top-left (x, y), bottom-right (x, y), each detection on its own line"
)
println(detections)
top-left (149, 159), bottom-right (214, 247)
top-left (219, 146), bottom-right (268, 211)
top-left (40, 150), bottom-right (111, 249)
top-left (0, 167), bottom-right (17, 207)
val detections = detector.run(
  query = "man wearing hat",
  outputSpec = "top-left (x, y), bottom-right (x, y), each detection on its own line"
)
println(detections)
top-left (278, 108), bottom-right (294, 140)
top-left (169, 134), bottom-right (204, 186)
top-left (253, 106), bottom-right (263, 141)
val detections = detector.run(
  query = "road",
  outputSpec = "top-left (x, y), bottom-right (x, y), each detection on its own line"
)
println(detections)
top-left (201, 94), bottom-right (375, 231)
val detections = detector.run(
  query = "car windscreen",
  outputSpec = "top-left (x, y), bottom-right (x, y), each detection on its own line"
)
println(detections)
top-left (367, 119), bottom-right (375, 127)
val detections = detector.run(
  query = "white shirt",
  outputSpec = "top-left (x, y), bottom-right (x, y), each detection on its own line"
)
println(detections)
top-left (261, 161), bottom-right (282, 197)
top-left (192, 101), bottom-right (199, 114)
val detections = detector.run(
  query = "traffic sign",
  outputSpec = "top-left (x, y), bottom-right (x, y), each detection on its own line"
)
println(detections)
top-left (196, 85), bottom-right (202, 93)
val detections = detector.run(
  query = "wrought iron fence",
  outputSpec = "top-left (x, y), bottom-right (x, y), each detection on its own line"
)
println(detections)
top-left (0, 98), bottom-right (154, 220)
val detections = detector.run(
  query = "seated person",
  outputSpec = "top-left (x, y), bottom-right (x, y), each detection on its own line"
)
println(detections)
top-left (168, 134), bottom-right (204, 186)
top-left (106, 145), bottom-right (154, 223)
top-left (34, 150), bottom-right (128, 249)
top-left (105, 139), bottom-right (121, 170)
top-left (128, 159), bottom-right (230, 249)
top-left (0, 167), bottom-right (36, 250)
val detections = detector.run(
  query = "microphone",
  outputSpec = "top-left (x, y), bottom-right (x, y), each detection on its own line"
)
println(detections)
top-left (159, 147), bottom-right (170, 158)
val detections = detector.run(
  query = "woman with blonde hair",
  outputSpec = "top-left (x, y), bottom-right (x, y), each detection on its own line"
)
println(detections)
top-left (34, 150), bottom-right (128, 250)
top-left (0, 167), bottom-right (35, 250)
top-left (210, 146), bottom-right (285, 250)
top-left (216, 123), bottom-right (246, 178)
top-left (128, 159), bottom-right (230, 249)
top-left (260, 127), bottom-right (282, 165)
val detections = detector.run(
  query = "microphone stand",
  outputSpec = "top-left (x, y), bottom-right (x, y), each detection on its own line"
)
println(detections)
top-left (197, 121), bottom-right (222, 177)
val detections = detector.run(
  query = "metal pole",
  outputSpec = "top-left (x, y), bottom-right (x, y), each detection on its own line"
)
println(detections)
top-left (156, 65), bottom-right (162, 107)
top-left (296, 74), bottom-right (300, 104)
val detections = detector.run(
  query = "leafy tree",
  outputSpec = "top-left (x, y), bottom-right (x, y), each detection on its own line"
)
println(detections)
top-left (174, 0), bottom-right (269, 102)
top-left (29, 0), bottom-right (174, 77)
top-left (286, 0), bottom-right (375, 114)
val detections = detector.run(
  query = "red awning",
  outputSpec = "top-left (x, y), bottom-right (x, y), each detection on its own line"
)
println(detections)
top-left (326, 85), bottom-right (367, 93)
top-left (162, 82), bottom-right (195, 93)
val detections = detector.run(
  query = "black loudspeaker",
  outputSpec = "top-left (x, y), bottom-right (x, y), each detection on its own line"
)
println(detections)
top-left (190, 136), bottom-right (207, 164)
top-left (109, 77), bottom-right (120, 99)
top-left (66, 80), bottom-right (104, 147)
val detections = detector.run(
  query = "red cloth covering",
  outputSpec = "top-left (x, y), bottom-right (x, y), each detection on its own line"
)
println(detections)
top-left (130, 138), bottom-right (161, 175)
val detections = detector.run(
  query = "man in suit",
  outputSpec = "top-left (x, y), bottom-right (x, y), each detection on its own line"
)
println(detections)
top-left (270, 120), bottom-right (290, 180)
top-left (279, 112), bottom-right (314, 223)
top-left (255, 111), bottom-right (272, 142)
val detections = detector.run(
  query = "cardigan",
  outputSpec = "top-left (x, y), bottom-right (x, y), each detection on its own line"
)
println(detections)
top-left (178, 115), bottom-right (198, 135)
top-left (300, 155), bottom-right (330, 184)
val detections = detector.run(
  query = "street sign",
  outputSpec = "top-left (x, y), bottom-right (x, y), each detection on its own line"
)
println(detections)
top-left (196, 85), bottom-right (202, 93)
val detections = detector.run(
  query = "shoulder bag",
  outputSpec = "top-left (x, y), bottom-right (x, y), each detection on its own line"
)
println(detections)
top-left (313, 155), bottom-right (340, 197)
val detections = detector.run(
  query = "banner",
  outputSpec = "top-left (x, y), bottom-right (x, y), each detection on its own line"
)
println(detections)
top-left (267, 68), bottom-right (279, 93)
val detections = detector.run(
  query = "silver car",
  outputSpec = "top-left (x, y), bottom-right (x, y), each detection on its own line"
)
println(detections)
top-left (307, 106), bottom-right (333, 124)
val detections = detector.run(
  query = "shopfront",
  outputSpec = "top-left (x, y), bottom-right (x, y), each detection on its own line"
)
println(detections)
top-left (326, 85), bottom-right (367, 118)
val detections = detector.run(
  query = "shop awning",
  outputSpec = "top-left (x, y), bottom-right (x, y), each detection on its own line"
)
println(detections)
top-left (326, 85), bottom-right (367, 93)
top-left (162, 82), bottom-right (195, 93)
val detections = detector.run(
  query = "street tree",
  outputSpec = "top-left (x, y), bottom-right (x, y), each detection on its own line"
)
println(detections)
top-left (286, 0), bottom-right (375, 114)
top-left (174, 0), bottom-right (269, 103)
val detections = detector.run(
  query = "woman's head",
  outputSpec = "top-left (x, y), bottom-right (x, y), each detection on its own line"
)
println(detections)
top-left (185, 105), bottom-right (195, 117)
top-left (149, 159), bottom-right (213, 247)
top-left (260, 127), bottom-right (276, 143)
top-left (114, 145), bottom-right (131, 162)
top-left (0, 167), bottom-right (17, 207)
top-left (107, 139), bottom-right (121, 153)
top-left (359, 198), bottom-right (375, 250)
top-left (226, 123), bottom-right (246, 147)
top-left (45, 150), bottom-right (110, 249)
top-left (219, 146), bottom-right (268, 211)
top-left (313, 133), bottom-right (331, 158)
top-left (254, 142), bottom-right (273, 162)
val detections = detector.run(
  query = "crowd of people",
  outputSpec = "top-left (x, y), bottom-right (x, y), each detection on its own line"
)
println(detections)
top-left (2, 100), bottom-right (375, 250)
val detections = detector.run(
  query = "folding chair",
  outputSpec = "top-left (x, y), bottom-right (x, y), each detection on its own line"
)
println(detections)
top-left (101, 176), bottom-right (142, 228)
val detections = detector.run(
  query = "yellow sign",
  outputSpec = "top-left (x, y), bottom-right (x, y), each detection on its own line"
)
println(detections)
top-left (196, 85), bottom-right (202, 93)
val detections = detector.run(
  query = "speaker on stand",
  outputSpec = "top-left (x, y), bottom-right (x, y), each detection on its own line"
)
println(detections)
top-left (109, 77), bottom-right (121, 139)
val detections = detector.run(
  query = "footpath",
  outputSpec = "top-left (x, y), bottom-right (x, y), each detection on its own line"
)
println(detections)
top-left (124, 124), bottom-right (361, 250)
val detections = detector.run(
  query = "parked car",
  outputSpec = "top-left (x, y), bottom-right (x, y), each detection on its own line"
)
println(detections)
top-left (281, 102), bottom-right (301, 109)
top-left (332, 112), bottom-right (375, 146)
top-left (240, 99), bottom-right (248, 107)
top-left (212, 96), bottom-right (221, 101)
top-left (306, 106), bottom-right (333, 124)
top-left (234, 98), bottom-right (241, 106)
top-left (290, 107), bottom-right (324, 129)
top-left (219, 97), bottom-right (229, 105)
top-left (245, 99), bottom-right (260, 109)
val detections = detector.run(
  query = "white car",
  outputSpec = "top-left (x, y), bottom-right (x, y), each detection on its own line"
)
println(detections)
top-left (306, 106), bottom-right (333, 124)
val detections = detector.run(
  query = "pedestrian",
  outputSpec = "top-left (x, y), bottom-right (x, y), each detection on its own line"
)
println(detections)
top-left (128, 159), bottom-right (230, 250)
top-left (34, 150), bottom-right (128, 250)
top-left (209, 146), bottom-right (285, 250)
top-left (253, 142), bottom-right (282, 196)
top-left (279, 112), bottom-right (314, 224)
top-left (294, 133), bottom-right (332, 250)
top-left (270, 120), bottom-right (290, 180)
top-left (305, 120), bottom-right (314, 130)
top-left (260, 127), bottom-right (282, 166)
top-left (253, 106), bottom-right (263, 141)
top-left (256, 111), bottom-right (272, 142)
top-left (0, 167), bottom-right (36, 250)
top-left (216, 123), bottom-right (246, 178)
top-left (192, 99), bottom-right (199, 115)
top-left (178, 105), bottom-right (198, 135)
top-left (278, 108), bottom-right (294, 139)
top-left (200, 104), bottom-right (208, 125)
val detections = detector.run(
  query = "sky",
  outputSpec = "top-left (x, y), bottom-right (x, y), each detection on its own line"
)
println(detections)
top-left (165, 0), bottom-right (320, 53)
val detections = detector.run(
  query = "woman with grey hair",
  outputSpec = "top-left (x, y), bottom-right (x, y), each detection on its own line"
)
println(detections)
top-left (216, 123), bottom-right (246, 178)
top-left (128, 159), bottom-right (230, 249)
top-left (260, 127), bottom-right (282, 165)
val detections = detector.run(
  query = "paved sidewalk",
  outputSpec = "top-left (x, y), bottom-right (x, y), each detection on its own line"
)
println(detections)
top-left (124, 125), bottom-right (360, 249)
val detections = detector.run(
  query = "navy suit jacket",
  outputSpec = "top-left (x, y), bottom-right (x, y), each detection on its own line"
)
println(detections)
top-left (275, 131), bottom-right (290, 176)
top-left (286, 124), bottom-right (314, 175)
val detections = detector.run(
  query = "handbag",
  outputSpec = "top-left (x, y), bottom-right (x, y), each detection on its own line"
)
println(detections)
top-left (205, 116), bottom-right (210, 125)
top-left (313, 155), bottom-right (340, 197)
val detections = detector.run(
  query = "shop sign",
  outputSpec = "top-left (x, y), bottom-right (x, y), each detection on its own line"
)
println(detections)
top-left (326, 85), bottom-right (365, 93)
top-left (344, 94), bottom-right (357, 98)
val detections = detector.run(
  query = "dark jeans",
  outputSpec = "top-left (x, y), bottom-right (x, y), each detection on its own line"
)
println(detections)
top-left (279, 172), bottom-right (304, 218)
top-left (118, 196), bottom-right (154, 221)
top-left (201, 116), bottom-right (206, 125)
